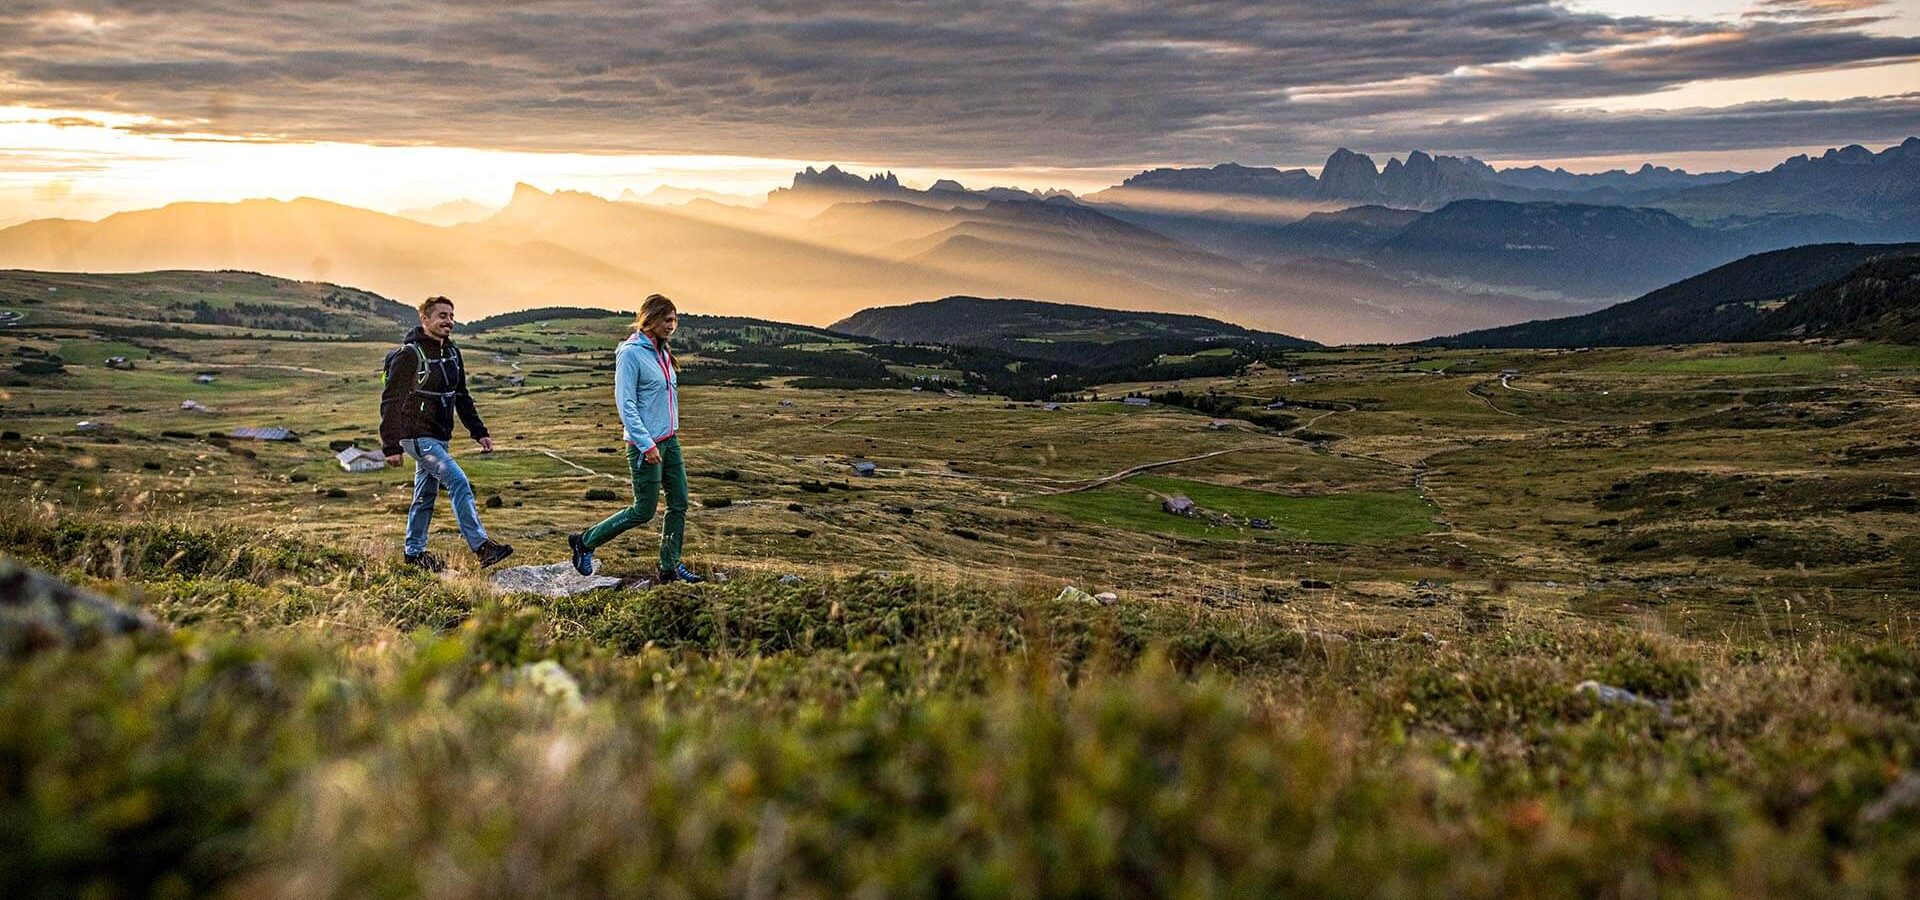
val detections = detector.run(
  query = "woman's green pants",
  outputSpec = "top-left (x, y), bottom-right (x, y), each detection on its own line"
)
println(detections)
top-left (579, 436), bottom-right (686, 570)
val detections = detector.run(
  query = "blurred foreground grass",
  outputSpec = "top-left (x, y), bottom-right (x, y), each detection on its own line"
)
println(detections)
top-left (4, 508), bottom-right (1920, 899)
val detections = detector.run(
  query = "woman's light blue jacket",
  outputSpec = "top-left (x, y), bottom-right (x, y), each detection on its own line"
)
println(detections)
top-left (614, 331), bottom-right (678, 453)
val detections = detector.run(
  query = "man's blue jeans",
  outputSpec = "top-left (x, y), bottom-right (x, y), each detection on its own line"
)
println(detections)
top-left (400, 437), bottom-right (488, 556)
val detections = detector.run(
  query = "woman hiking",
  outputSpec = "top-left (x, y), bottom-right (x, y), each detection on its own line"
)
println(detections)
top-left (568, 294), bottom-right (703, 584)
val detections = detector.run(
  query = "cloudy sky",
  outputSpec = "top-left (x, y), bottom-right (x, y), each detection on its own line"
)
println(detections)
top-left (2, 0), bottom-right (1917, 221)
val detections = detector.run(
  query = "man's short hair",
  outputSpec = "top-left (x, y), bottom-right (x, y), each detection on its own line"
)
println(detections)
top-left (418, 296), bottom-right (454, 317)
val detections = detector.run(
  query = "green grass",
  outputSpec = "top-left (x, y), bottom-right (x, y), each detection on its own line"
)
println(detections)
top-left (14, 277), bottom-right (1920, 895)
top-left (1155, 347), bottom-right (1235, 366)
top-left (790, 341), bottom-right (870, 352)
top-left (7, 511), bottom-right (1920, 898)
top-left (1839, 343), bottom-right (1920, 370)
top-left (885, 364), bottom-right (964, 382)
top-left (55, 340), bottom-right (152, 366)
top-left (1589, 344), bottom-right (1920, 376)
top-left (1600, 352), bottom-right (1838, 375)
top-left (1024, 476), bottom-right (1435, 544)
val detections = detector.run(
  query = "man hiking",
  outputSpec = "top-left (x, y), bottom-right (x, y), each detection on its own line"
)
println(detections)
top-left (379, 295), bottom-right (513, 572)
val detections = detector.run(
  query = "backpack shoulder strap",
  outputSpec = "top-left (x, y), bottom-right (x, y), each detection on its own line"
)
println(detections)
top-left (408, 342), bottom-right (430, 386)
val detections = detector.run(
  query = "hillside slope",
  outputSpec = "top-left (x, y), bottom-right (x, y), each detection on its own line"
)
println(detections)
top-left (1753, 253), bottom-right (1920, 344)
top-left (0, 269), bottom-right (415, 336)
top-left (831, 295), bottom-right (1314, 364)
top-left (1435, 242), bottom-right (1920, 348)
top-left (0, 198), bottom-right (663, 318)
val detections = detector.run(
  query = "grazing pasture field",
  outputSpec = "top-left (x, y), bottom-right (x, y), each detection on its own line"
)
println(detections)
top-left (5, 274), bottom-right (1920, 897)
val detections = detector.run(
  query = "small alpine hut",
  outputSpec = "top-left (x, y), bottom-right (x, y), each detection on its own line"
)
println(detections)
top-left (1162, 495), bottom-right (1196, 516)
top-left (335, 446), bottom-right (386, 473)
top-left (851, 461), bottom-right (878, 477)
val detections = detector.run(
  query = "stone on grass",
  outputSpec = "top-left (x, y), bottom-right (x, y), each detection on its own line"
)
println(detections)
top-left (1094, 591), bottom-right (1118, 605)
top-left (779, 574), bottom-right (803, 586)
top-left (1056, 585), bottom-right (1099, 605)
top-left (489, 562), bottom-right (623, 597)
top-left (1, 560), bottom-right (161, 657)
top-left (1573, 680), bottom-right (1673, 717)
top-left (1860, 772), bottom-right (1920, 825)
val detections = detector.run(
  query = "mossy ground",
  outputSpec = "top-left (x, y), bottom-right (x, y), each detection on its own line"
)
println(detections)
top-left (6, 512), bottom-right (1920, 898)
top-left (5, 307), bottom-right (1920, 895)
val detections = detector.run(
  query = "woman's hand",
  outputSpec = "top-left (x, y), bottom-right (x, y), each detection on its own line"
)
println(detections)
top-left (643, 445), bottom-right (662, 464)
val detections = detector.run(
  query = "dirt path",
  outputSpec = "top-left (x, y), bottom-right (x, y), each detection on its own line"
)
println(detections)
top-left (1498, 373), bottom-right (1543, 393)
top-left (1039, 446), bottom-right (1265, 496)
top-left (527, 447), bottom-right (627, 483)
top-left (191, 362), bottom-right (348, 377)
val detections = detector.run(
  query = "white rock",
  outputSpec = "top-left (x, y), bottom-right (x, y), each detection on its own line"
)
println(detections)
top-left (1056, 586), bottom-right (1099, 604)
top-left (489, 562), bottom-right (623, 597)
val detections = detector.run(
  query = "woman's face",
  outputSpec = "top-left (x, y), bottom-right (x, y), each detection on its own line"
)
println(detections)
top-left (652, 312), bottom-right (678, 340)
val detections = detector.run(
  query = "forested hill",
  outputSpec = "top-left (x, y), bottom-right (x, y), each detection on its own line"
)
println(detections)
top-left (831, 295), bottom-right (1315, 365)
top-left (1756, 253), bottom-right (1920, 344)
top-left (1433, 243), bottom-right (1920, 348)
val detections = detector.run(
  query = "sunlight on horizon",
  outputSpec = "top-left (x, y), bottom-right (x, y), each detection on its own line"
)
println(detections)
top-left (0, 106), bottom-right (1138, 227)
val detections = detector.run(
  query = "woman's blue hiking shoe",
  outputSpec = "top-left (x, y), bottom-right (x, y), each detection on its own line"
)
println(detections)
top-left (567, 533), bottom-right (594, 576)
top-left (658, 563), bottom-right (704, 584)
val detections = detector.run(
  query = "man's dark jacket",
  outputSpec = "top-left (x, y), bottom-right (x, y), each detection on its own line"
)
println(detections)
top-left (379, 326), bottom-right (488, 456)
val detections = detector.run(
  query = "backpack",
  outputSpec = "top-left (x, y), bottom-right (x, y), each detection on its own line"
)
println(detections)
top-left (382, 342), bottom-right (463, 399)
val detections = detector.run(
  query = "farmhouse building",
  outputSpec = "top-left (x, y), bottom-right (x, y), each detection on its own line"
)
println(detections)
top-left (335, 446), bottom-right (387, 473)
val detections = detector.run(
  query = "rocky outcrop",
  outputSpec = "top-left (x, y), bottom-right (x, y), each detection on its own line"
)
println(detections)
top-left (1, 559), bottom-right (161, 656)
top-left (1315, 149), bottom-right (1383, 202)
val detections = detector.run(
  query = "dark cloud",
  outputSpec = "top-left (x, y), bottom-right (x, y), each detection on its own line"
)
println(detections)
top-left (1349, 93), bottom-right (1920, 159)
top-left (0, 1), bottom-right (1915, 167)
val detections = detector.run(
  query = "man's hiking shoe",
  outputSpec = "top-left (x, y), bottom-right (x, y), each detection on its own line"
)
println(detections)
top-left (404, 551), bottom-right (446, 573)
top-left (658, 563), bottom-right (705, 584)
top-left (475, 539), bottom-right (515, 568)
top-left (567, 533), bottom-right (595, 576)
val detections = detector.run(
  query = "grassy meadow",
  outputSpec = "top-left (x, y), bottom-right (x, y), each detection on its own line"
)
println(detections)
top-left (5, 281), bottom-right (1920, 897)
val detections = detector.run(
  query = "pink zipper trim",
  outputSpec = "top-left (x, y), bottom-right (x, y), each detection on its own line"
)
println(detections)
top-left (654, 344), bottom-right (678, 432)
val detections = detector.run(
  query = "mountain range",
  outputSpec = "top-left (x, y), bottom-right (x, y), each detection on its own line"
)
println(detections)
top-left (0, 138), bottom-right (1914, 345)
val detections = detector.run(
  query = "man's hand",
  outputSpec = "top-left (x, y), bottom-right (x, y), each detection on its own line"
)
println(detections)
top-left (477, 437), bottom-right (494, 453)
top-left (385, 454), bottom-right (403, 467)
top-left (643, 445), bottom-right (662, 464)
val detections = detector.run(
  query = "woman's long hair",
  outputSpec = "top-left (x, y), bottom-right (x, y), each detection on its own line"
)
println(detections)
top-left (634, 293), bottom-right (676, 341)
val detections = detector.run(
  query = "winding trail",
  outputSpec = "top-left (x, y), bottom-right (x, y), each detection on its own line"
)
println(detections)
top-left (1037, 401), bottom-right (1356, 497)
top-left (1039, 446), bottom-right (1263, 496)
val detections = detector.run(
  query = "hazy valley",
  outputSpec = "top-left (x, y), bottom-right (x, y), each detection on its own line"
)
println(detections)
top-left (4, 139), bottom-right (1913, 345)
